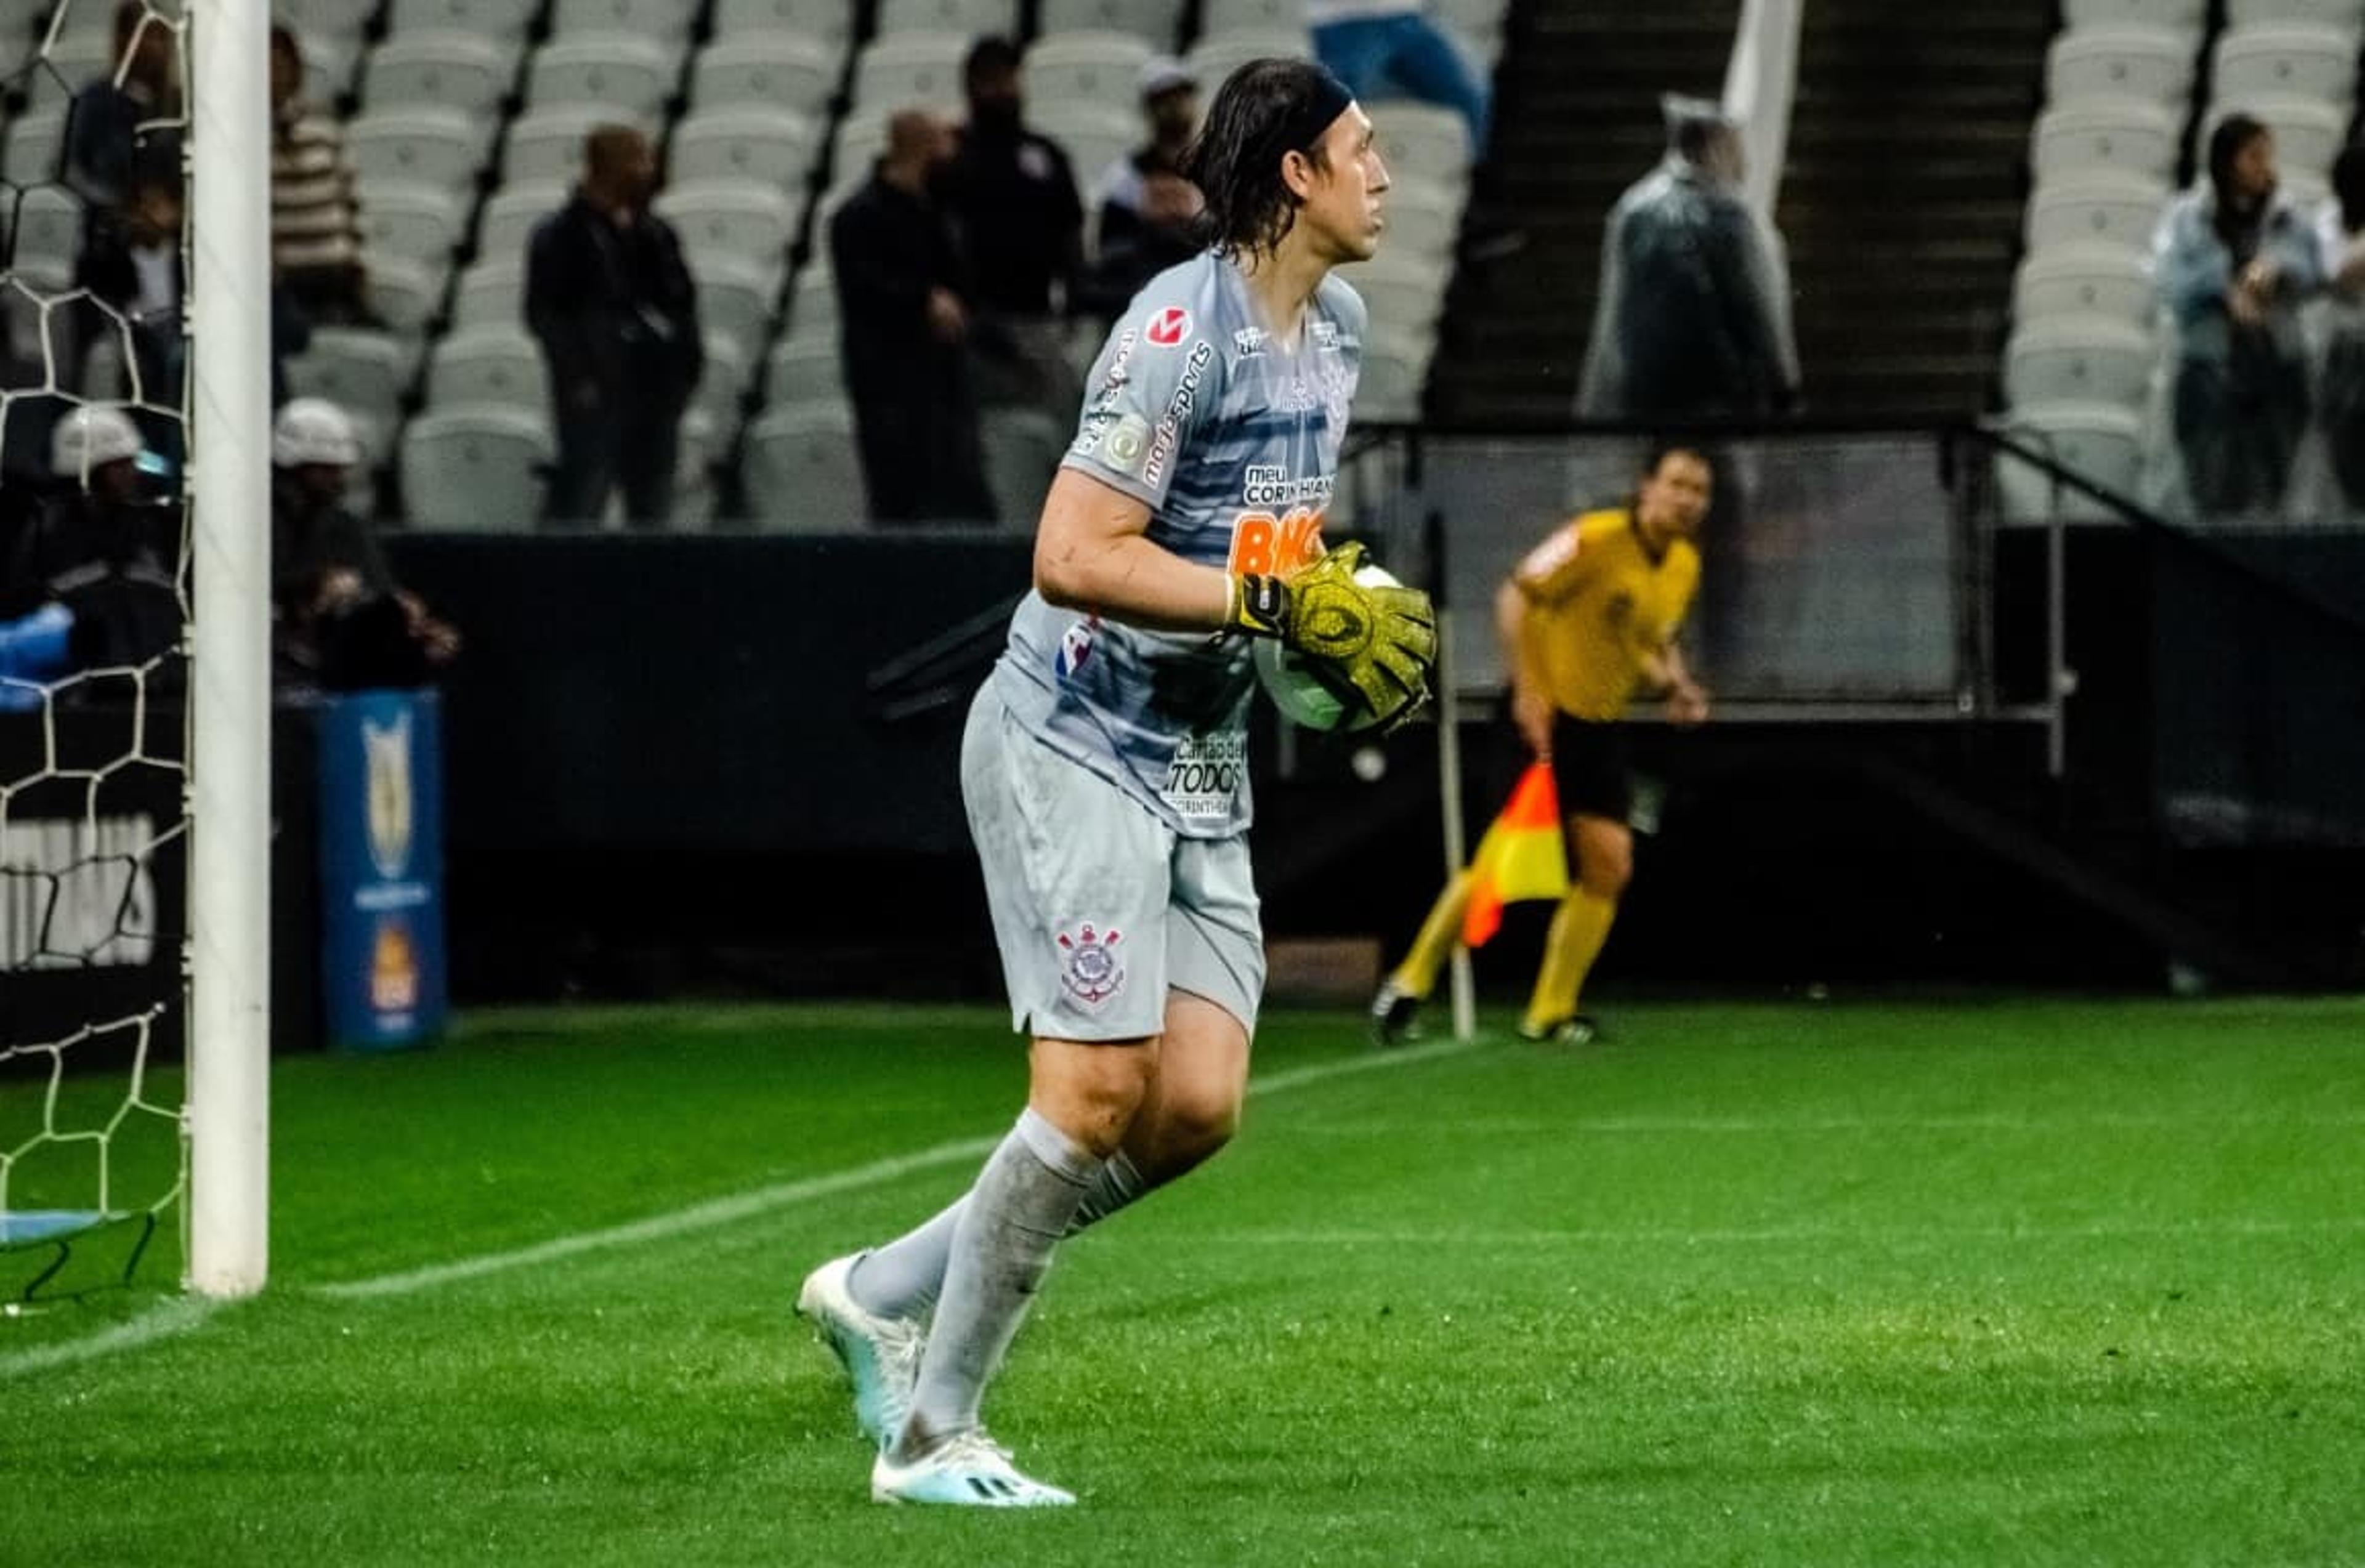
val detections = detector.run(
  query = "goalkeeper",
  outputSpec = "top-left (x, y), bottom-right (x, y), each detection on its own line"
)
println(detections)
top-left (1373, 443), bottom-right (1712, 1046)
top-left (797, 57), bottom-right (1433, 1508)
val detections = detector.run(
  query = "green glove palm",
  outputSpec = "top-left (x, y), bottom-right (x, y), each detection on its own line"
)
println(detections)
top-left (1229, 542), bottom-right (1438, 725)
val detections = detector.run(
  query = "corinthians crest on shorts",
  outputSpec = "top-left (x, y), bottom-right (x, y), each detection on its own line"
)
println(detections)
top-left (1056, 924), bottom-right (1125, 1006)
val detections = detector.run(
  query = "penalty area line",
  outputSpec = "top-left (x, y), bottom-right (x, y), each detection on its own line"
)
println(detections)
top-left (315, 1034), bottom-right (1484, 1303)
top-left (0, 1295), bottom-right (220, 1383)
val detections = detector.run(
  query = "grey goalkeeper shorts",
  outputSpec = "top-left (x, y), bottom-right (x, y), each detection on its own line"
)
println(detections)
top-left (961, 684), bottom-right (1264, 1043)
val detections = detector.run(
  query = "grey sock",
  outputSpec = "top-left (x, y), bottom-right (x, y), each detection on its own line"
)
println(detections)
top-left (895, 1107), bottom-right (1100, 1455)
top-left (847, 1149), bottom-right (1151, 1321)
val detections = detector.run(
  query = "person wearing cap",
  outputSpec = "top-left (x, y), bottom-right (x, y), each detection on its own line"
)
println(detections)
top-left (1579, 95), bottom-right (1798, 422)
top-left (0, 406), bottom-right (181, 695)
top-left (1078, 57), bottom-right (1207, 329)
top-left (272, 397), bottom-right (459, 691)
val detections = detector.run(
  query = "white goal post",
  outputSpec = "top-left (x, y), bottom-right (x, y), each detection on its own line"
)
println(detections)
top-left (185, 0), bottom-right (273, 1299)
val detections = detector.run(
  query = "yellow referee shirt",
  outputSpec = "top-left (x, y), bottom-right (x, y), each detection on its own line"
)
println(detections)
top-left (1514, 508), bottom-right (1701, 722)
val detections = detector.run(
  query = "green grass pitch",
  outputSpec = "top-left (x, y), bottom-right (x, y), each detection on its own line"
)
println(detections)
top-left (4, 997), bottom-right (2362, 1566)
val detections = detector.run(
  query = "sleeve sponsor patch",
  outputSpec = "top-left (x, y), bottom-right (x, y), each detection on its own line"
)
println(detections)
top-left (1096, 412), bottom-right (1153, 477)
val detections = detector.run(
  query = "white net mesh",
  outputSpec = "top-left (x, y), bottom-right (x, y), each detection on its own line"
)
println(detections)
top-left (1, 0), bottom-right (193, 1300)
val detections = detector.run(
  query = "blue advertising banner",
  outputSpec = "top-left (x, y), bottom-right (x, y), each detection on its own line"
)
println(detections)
top-left (318, 690), bottom-right (447, 1051)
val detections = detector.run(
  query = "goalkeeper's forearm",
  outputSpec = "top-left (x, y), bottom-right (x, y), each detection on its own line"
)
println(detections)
top-left (1035, 525), bottom-right (1236, 632)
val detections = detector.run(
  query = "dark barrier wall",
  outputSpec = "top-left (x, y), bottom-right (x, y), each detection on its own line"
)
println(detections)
top-left (388, 533), bottom-right (1036, 859)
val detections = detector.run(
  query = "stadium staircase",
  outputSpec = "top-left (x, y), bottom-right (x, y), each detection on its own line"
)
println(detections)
top-left (1430, 0), bottom-right (2055, 425)
top-left (1427, 0), bottom-right (1740, 425)
top-left (1777, 0), bottom-right (2054, 422)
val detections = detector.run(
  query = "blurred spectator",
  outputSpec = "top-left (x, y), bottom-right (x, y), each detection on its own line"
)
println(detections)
top-left (272, 398), bottom-right (459, 693)
top-left (63, 0), bottom-right (182, 215)
top-left (1579, 96), bottom-right (1797, 421)
top-left (1307, 0), bottom-right (1491, 153)
top-left (2152, 115), bottom-right (2324, 519)
top-left (0, 406), bottom-right (182, 698)
top-left (1078, 57), bottom-right (1205, 327)
top-left (62, 0), bottom-right (182, 393)
top-left (270, 25), bottom-right (369, 326)
top-left (831, 110), bottom-right (997, 525)
top-left (525, 126), bottom-right (703, 528)
top-left (937, 36), bottom-right (1085, 427)
top-left (2316, 143), bottom-right (2365, 513)
top-left (73, 174), bottom-right (187, 461)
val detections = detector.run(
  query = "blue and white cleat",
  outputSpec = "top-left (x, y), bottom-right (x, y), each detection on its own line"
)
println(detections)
top-left (871, 1430), bottom-right (1076, 1508)
top-left (796, 1253), bottom-right (925, 1452)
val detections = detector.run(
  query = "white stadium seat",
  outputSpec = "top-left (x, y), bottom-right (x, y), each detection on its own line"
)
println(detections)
top-left (2013, 246), bottom-right (2156, 328)
top-left (2046, 26), bottom-right (2199, 107)
top-left (286, 329), bottom-right (417, 436)
top-left (450, 258), bottom-right (528, 328)
top-left (476, 182), bottom-right (571, 265)
top-left (655, 179), bottom-right (802, 265)
top-left (2024, 171), bottom-right (2170, 255)
top-left (2031, 99), bottom-right (2180, 182)
top-left (764, 336), bottom-right (848, 408)
top-left (1377, 176), bottom-right (1464, 262)
top-left (785, 264), bottom-right (840, 341)
top-left (743, 403), bottom-right (867, 528)
top-left (402, 406), bottom-right (554, 529)
top-left (1035, 0), bottom-right (1179, 43)
top-left (1024, 32), bottom-right (1157, 107)
top-left (348, 107), bottom-right (491, 196)
top-left (1352, 327), bottom-right (1431, 424)
top-left (387, 0), bottom-right (540, 42)
top-left (874, 0), bottom-right (1014, 36)
top-left (1994, 402), bottom-right (2146, 521)
top-left (690, 330), bottom-right (751, 431)
top-left (851, 32), bottom-right (968, 110)
top-left (2, 108), bottom-right (66, 187)
top-left (2226, 0), bottom-right (2365, 28)
top-left (2212, 24), bottom-right (2361, 105)
top-left (527, 34), bottom-right (682, 116)
top-left (365, 253), bottom-right (450, 333)
top-left (5, 188), bottom-right (84, 288)
top-left (690, 36), bottom-right (843, 117)
top-left (1353, 253), bottom-right (1450, 339)
top-left (980, 406), bottom-right (1065, 530)
top-left (1200, 0), bottom-right (1296, 32)
top-left (426, 325), bottom-right (548, 413)
top-left (669, 106), bottom-right (822, 191)
top-left (365, 31), bottom-right (519, 115)
top-left (2063, 0), bottom-right (2207, 28)
top-left (357, 182), bottom-right (470, 265)
top-left (1185, 28), bottom-right (1312, 87)
top-left (1372, 103), bottom-right (1473, 187)
top-left (281, 0), bottom-right (386, 39)
top-left (712, 0), bottom-right (854, 43)
top-left (552, 0), bottom-right (703, 42)
top-left (684, 249), bottom-right (783, 344)
top-left (1032, 102), bottom-right (1134, 190)
top-left (2003, 318), bottom-right (2154, 410)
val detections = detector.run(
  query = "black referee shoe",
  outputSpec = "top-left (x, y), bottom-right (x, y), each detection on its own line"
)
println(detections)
top-left (1518, 1015), bottom-right (1601, 1047)
top-left (1369, 980), bottom-right (1422, 1048)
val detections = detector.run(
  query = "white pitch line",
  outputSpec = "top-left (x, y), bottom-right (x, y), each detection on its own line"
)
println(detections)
top-left (315, 1035), bottom-right (1485, 1303)
top-left (0, 1296), bottom-right (217, 1382)
top-left (1205, 1218), bottom-right (2365, 1247)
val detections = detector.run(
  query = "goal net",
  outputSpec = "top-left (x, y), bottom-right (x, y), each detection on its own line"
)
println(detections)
top-left (2, 0), bottom-right (269, 1302)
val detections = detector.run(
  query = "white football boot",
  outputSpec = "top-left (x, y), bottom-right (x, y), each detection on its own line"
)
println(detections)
top-left (795, 1253), bottom-right (925, 1452)
top-left (871, 1429), bottom-right (1076, 1507)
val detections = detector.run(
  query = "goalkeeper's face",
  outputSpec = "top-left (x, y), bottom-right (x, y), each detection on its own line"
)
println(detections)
top-left (1292, 105), bottom-right (1389, 265)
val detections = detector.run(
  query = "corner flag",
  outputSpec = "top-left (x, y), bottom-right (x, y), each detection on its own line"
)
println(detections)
top-left (1461, 762), bottom-right (1571, 947)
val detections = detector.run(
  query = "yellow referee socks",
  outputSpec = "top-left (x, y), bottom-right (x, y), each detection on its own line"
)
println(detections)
top-left (1386, 869), bottom-right (1476, 1001)
top-left (1522, 889), bottom-right (1618, 1033)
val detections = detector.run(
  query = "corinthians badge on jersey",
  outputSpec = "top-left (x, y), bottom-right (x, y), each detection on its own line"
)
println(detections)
top-left (364, 711), bottom-right (414, 881)
top-left (1056, 924), bottom-right (1126, 1007)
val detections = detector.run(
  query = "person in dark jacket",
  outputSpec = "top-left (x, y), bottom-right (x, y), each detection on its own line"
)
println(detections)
top-left (270, 398), bottom-right (459, 693)
top-left (830, 110), bottom-right (998, 524)
top-left (1077, 57), bottom-right (1206, 329)
top-left (525, 126), bottom-right (704, 528)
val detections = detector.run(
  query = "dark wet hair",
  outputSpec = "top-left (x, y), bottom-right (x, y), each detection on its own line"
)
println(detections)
top-left (1180, 57), bottom-right (1354, 259)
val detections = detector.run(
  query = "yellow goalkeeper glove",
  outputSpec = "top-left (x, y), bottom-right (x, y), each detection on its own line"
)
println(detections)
top-left (1227, 541), bottom-right (1437, 725)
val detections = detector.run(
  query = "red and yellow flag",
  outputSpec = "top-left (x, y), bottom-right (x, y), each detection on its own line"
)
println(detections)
top-left (1461, 762), bottom-right (1571, 948)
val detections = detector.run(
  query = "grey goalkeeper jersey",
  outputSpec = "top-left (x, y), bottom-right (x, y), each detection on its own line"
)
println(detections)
top-left (990, 250), bottom-right (1367, 839)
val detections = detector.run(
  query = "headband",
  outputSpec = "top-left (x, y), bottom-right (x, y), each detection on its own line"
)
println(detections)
top-left (1277, 67), bottom-right (1355, 157)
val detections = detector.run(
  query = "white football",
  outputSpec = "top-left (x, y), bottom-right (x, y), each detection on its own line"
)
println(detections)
top-left (1253, 562), bottom-right (1404, 733)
